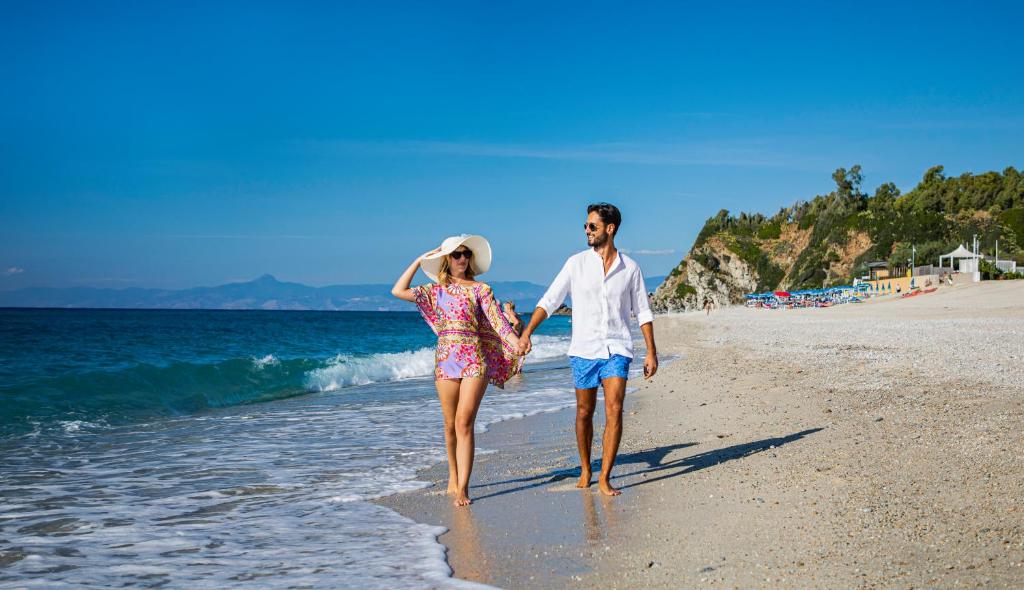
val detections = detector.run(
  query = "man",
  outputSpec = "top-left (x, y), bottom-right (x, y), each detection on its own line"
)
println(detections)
top-left (517, 203), bottom-right (658, 496)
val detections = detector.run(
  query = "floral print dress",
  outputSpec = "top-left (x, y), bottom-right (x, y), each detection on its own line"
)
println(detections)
top-left (414, 282), bottom-right (524, 388)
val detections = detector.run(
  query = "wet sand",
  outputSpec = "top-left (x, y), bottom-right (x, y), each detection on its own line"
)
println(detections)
top-left (379, 280), bottom-right (1024, 588)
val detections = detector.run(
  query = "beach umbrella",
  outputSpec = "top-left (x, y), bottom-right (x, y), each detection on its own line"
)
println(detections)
top-left (774, 291), bottom-right (791, 297)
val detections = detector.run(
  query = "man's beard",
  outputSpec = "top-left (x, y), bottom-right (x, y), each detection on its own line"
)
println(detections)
top-left (588, 233), bottom-right (608, 248)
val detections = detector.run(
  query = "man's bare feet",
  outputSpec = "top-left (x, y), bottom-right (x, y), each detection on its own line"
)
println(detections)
top-left (598, 477), bottom-right (621, 496)
top-left (576, 468), bottom-right (592, 488)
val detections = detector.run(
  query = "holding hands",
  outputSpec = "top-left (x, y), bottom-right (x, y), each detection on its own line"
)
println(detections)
top-left (515, 334), bottom-right (532, 357)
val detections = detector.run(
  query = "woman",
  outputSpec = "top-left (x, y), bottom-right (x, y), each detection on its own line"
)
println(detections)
top-left (391, 234), bottom-right (523, 506)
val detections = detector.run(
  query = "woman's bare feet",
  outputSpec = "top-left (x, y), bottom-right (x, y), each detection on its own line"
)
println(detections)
top-left (446, 474), bottom-right (459, 496)
top-left (598, 477), bottom-right (621, 496)
top-left (575, 468), bottom-right (592, 488)
top-left (453, 489), bottom-right (472, 507)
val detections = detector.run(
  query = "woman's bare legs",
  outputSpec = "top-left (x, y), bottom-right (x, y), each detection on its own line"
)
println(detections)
top-left (435, 379), bottom-right (461, 495)
top-left (453, 377), bottom-right (488, 506)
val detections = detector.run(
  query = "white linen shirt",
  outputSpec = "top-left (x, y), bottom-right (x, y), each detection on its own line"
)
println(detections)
top-left (536, 249), bottom-right (654, 360)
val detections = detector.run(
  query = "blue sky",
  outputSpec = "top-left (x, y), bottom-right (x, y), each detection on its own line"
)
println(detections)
top-left (2, 1), bottom-right (1022, 289)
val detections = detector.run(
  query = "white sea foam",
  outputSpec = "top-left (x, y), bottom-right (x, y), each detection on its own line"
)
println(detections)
top-left (58, 420), bottom-right (105, 433)
top-left (251, 354), bottom-right (280, 369)
top-left (475, 386), bottom-right (577, 433)
top-left (303, 348), bottom-right (437, 392)
top-left (303, 334), bottom-right (571, 392)
top-left (524, 334), bottom-right (570, 362)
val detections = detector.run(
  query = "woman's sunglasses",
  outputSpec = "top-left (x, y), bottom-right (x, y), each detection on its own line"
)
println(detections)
top-left (450, 250), bottom-right (473, 260)
top-left (584, 222), bottom-right (600, 232)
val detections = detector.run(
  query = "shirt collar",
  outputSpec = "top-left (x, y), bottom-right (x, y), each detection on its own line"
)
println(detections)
top-left (589, 248), bottom-right (624, 274)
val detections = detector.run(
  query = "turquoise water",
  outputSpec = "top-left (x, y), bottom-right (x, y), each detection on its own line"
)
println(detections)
top-left (0, 308), bottom-right (575, 588)
top-left (0, 309), bottom-right (571, 438)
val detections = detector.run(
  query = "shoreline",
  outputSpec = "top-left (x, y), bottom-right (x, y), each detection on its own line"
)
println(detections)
top-left (375, 391), bottom-right (640, 588)
top-left (380, 281), bottom-right (1024, 589)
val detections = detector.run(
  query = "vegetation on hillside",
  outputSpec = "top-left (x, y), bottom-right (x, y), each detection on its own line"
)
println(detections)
top-left (685, 165), bottom-right (1024, 291)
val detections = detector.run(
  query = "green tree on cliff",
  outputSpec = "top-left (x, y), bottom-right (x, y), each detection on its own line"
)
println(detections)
top-left (670, 164), bottom-right (1024, 305)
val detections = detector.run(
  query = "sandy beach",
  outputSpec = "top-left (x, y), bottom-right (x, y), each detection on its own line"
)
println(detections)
top-left (379, 280), bottom-right (1024, 588)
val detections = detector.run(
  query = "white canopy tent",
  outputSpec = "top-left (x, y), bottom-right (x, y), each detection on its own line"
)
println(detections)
top-left (938, 244), bottom-right (979, 269)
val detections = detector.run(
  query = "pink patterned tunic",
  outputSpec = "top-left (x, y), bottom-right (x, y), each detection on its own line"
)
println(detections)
top-left (414, 282), bottom-right (524, 388)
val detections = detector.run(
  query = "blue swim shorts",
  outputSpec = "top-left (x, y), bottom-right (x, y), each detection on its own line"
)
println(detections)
top-left (569, 354), bottom-right (632, 389)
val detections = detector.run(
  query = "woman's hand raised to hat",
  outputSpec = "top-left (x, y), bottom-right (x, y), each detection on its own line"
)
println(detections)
top-left (420, 247), bottom-right (442, 261)
top-left (392, 247), bottom-right (441, 302)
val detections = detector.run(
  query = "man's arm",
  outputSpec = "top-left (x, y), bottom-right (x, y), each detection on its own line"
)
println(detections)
top-left (640, 321), bottom-right (657, 379)
top-left (631, 267), bottom-right (658, 379)
top-left (516, 307), bottom-right (548, 355)
top-left (517, 260), bottom-right (571, 355)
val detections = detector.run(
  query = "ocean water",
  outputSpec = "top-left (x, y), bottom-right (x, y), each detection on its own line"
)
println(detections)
top-left (0, 308), bottom-right (579, 589)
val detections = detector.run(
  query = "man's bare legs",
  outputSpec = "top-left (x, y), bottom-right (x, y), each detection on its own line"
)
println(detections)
top-left (575, 378), bottom-right (626, 495)
top-left (435, 379), bottom-right (461, 495)
top-left (453, 377), bottom-right (488, 507)
top-left (574, 388), bottom-right (598, 488)
top-left (598, 377), bottom-right (626, 496)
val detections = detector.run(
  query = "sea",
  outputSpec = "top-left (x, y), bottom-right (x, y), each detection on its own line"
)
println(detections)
top-left (0, 308), bottom-right (583, 589)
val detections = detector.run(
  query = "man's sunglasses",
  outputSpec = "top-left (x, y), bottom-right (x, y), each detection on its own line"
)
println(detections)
top-left (584, 222), bottom-right (600, 232)
top-left (450, 250), bottom-right (473, 260)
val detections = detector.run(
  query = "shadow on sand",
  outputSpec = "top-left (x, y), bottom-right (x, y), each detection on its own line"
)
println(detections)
top-left (469, 428), bottom-right (823, 501)
top-left (615, 427), bottom-right (823, 490)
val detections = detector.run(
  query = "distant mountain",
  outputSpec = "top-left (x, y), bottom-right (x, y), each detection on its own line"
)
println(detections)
top-left (0, 275), bottom-right (552, 312)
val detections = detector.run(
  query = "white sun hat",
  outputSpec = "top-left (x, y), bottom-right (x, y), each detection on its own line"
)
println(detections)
top-left (420, 234), bottom-right (493, 282)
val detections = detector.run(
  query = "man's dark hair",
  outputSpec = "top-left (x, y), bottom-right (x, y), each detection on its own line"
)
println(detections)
top-left (587, 202), bottom-right (622, 234)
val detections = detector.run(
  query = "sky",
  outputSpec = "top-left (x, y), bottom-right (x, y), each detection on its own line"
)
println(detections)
top-left (2, 0), bottom-right (1022, 289)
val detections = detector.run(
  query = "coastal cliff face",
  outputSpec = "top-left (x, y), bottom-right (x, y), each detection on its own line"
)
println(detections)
top-left (650, 226), bottom-right (871, 312)
top-left (651, 165), bottom-right (1024, 312)
top-left (651, 237), bottom-right (759, 312)
top-left (651, 225), bottom-right (873, 312)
